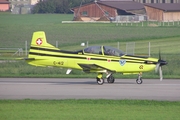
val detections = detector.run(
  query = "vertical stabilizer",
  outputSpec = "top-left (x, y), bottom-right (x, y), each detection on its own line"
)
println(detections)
top-left (28, 31), bottom-right (59, 59)
top-left (31, 31), bottom-right (56, 48)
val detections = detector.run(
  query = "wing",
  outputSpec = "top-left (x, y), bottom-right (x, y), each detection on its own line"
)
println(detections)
top-left (78, 63), bottom-right (115, 73)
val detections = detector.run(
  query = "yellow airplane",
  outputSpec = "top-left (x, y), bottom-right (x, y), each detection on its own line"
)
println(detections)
top-left (25, 31), bottom-right (167, 85)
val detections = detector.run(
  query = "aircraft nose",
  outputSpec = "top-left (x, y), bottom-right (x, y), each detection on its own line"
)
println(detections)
top-left (158, 59), bottom-right (167, 66)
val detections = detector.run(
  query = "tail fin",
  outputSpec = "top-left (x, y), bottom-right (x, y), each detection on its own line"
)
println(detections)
top-left (30, 31), bottom-right (56, 48)
top-left (28, 31), bottom-right (59, 59)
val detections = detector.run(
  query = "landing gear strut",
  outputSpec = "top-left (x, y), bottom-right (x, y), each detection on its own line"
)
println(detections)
top-left (136, 72), bottom-right (143, 84)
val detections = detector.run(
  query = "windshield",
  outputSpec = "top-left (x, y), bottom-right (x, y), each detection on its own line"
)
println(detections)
top-left (83, 46), bottom-right (124, 56)
top-left (103, 46), bottom-right (124, 56)
top-left (84, 46), bottom-right (102, 54)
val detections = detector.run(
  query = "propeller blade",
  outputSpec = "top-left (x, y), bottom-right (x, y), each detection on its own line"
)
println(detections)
top-left (155, 49), bottom-right (167, 81)
top-left (155, 63), bottom-right (160, 73)
top-left (159, 49), bottom-right (161, 60)
top-left (159, 66), bottom-right (163, 81)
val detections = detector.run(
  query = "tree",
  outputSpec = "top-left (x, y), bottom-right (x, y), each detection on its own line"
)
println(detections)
top-left (32, 0), bottom-right (56, 13)
top-left (32, 0), bottom-right (94, 14)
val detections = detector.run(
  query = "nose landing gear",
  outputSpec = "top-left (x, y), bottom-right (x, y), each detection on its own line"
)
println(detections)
top-left (136, 72), bottom-right (143, 84)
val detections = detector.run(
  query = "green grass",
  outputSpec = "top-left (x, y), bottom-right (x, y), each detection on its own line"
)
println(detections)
top-left (0, 99), bottom-right (180, 120)
top-left (0, 13), bottom-right (180, 48)
top-left (0, 13), bottom-right (180, 78)
top-left (0, 60), bottom-right (179, 79)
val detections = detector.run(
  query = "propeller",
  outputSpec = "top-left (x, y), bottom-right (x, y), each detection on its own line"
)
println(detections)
top-left (155, 50), bottom-right (167, 81)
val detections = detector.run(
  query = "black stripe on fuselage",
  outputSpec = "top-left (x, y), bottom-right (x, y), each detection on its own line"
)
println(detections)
top-left (29, 52), bottom-right (109, 61)
top-left (29, 52), bottom-right (146, 64)
top-left (30, 46), bottom-right (119, 60)
top-left (31, 46), bottom-right (59, 52)
top-left (31, 46), bottom-right (144, 58)
top-left (125, 55), bottom-right (148, 59)
top-left (30, 46), bottom-right (156, 64)
top-left (30, 46), bottom-right (79, 54)
top-left (29, 52), bottom-right (85, 59)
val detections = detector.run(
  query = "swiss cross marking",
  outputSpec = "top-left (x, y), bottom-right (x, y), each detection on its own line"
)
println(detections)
top-left (36, 38), bottom-right (43, 45)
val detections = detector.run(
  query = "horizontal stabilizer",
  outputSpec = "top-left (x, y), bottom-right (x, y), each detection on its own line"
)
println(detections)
top-left (24, 58), bottom-right (35, 60)
top-left (16, 58), bottom-right (35, 60)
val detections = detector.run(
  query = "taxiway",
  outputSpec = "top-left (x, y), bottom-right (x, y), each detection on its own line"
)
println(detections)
top-left (0, 78), bottom-right (180, 101)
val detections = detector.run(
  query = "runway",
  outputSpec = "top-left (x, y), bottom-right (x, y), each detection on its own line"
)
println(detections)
top-left (0, 78), bottom-right (180, 101)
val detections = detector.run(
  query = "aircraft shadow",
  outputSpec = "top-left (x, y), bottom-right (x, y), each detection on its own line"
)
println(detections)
top-left (52, 81), bottom-right (136, 85)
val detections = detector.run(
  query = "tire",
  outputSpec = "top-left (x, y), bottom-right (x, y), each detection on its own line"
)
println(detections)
top-left (96, 77), bottom-right (104, 85)
top-left (107, 75), bottom-right (115, 83)
top-left (136, 78), bottom-right (143, 84)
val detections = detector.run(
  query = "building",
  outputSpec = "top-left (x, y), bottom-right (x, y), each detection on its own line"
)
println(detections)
top-left (133, 0), bottom-right (180, 3)
top-left (144, 3), bottom-right (180, 21)
top-left (9, 0), bottom-right (29, 10)
top-left (71, 0), bottom-right (145, 21)
top-left (31, 0), bottom-right (41, 5)
top-left (9, 0), bottom-right (43, 14)
top-left (0, 0), bottom-right (10, 11)
top-left (72, 0), bottom-right (180, 21)
top-left (9, 0), bottom-right (41, 10)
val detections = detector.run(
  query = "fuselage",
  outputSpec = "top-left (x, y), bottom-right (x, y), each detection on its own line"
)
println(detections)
top-left (27, 45), bottom-right (158, 74)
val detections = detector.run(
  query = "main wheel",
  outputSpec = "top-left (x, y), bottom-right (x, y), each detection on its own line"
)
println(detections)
top-left (107, 75), bottom-right (115, 83)
top-left (96, 77), bottom-right (104, 85)
top-left (136, 78), bottom-right (143, 84)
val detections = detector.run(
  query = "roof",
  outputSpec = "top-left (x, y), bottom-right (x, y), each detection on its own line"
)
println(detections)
top-left (98, 0), bottom-right (133, 1)
top-left (97, 1), bottom-right (144, 11)
top-left (0, 0), bottom-right (10, 4)
top-left (71, 1), bottom-right (144, 11)
top-left (144, 3), bottom-right (180, 12)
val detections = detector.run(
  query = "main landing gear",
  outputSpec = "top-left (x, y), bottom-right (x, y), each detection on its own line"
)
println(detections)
top-left (96, 72), bottom-right (143, 85)
top-left (96, 73), bottom-right (115, 85)
top-left (107, 74), bottom-right (115, 83)
top-left (96, 73), bottom-right (104, 85)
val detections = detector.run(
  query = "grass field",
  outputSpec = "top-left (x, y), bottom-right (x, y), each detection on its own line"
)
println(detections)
top-left (0, 14), bottom-right (180, 48)
top-left (0, 13), bottom-right (180, 78)
top-left (0, 99), bottom-right (180, 120)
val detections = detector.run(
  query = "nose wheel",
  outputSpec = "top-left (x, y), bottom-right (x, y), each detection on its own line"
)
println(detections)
top-left (136, 73), bottom-right (143, 84)
top-left (136, 78), bottom-right (143, 84)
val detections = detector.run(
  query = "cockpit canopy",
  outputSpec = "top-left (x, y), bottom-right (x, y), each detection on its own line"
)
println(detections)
top-left (83, 46), bottom-right (125, 56)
